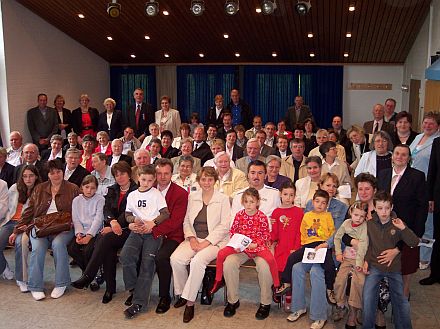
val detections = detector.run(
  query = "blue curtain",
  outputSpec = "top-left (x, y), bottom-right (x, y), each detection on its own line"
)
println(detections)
top-left (243, 65), bottom-right (343, 128)
top-left (177, 66), bottom-right (237, 123)
top-left (110, 66), bottom-right (157, 120)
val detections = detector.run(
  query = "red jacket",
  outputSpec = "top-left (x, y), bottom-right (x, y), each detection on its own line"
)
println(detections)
top-left (152, 182), bottom-right (188, 243)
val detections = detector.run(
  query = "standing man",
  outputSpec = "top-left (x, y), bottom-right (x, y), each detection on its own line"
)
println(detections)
top-left (125, 88), bottom-right (155, 142)
top-left (285, 96), bottom-right (314, 131)
top-left (223, 160), bottom-right (280, 320)
top-left (362, 104), bottom-right (394, 137)
top-left (207, 95), bottom-right (230, 129)
top-left (6, 131), bottom-right (23, 166)
top-left (27, 93), bottom-right (58, 152)
top-left (384, 98), bottom-right (398, 124)
top-left (226, 89), bottom-right (253, 130)
top-left (217, 113), bottom-right (234, 141)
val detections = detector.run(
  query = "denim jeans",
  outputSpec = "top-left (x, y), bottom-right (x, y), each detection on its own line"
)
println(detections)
top-left (420, 212), bottom-right (433, 262)
top-left (120, 232), bottom-right (162, 308)
top-left (291, 262), bottom-right (328, 321)
top-left (28, 229), bottom-right (74, 292)
top-left (0, 221), bottom-right (15, 273)
top-left (14, 233), bottom-right (30, 282)
top-left (362, 266), bottom-right (412, 329)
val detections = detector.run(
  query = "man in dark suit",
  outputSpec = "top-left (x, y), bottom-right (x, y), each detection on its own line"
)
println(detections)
top-left (226, 89), bottom-right (253, 130)
top-left (27, 93), bottom-right (59, 152)
top-left (125, 88), bottom-right (155, 142)
top-left (216, 113), bottom-right (234, 141)
top-left (377, 144), bottom-right (428, 296)
top-left (255, 130), bottom-right (276, 157)
top-left (207, 95), bottom-right (230, 129)
top-left (13, 143), bottom-right (48, 182)
top-left (107, 139), bottom-right (132, 167)
top-left (54, 94), bottom-right (72, 145)
top-left (64, 147), bottom-right (89, 187)
top-left (274, 135), bottom-right (292, 158)
top-left (285, 96), bottom-right (314, 131)
top-left (0, 147), bottom-right (15, 187)
top-left (363, 104), bottom-right (394, 137)
top-left (191, 127), bottom-right (213, 166)
top-left (420, 137), bottom-right (440, 285)
top-left (225, 130), bottom-right (243, 162)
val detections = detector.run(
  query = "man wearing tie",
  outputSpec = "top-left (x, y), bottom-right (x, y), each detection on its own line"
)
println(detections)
top-left (125, 88), bottom-right (155, 142)
top-left (362, 104), bottom-right (394, 139)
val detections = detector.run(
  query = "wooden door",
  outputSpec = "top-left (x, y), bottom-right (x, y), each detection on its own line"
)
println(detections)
top-left (409, 79), bottom-right (421, 130)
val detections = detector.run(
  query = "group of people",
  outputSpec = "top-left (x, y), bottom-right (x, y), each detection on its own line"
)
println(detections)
top-left (0, 87), bottom-right (439, 329)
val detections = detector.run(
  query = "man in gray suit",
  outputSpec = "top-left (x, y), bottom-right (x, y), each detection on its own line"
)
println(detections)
top-left (27, 93), bottom-right (58, 151)
top-left (235, 138), bottom-right (266, 173)
top-left (362, 103), bottom-right (394, 137)
top-left (285, 96), bottom-right (314, 131)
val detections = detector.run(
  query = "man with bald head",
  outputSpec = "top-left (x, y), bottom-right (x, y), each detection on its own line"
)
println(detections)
top-left (191, 126), bottom-right (213, 166)
top-left (6, 131), bottom-right (23, 166)
top-left (235, 138), bottom-right (266, 174)
top-left (108, 139), bottom-right (132, 167)
top-left (363, 104), bottom-right (394, 137)
top-left (13, 143), bottom-right (48, 182)
top-left (131, 148), bottom-right (151, 183)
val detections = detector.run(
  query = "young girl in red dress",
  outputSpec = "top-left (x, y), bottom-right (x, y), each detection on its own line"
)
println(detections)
top-left (210, 188), bottom-right (279, 294)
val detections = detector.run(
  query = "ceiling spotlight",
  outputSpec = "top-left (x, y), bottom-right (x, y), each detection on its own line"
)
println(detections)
top-left (295, 1), bottom-right (311, 15)
top-left (235, 52), bottom-right (240, 57)
top-left (107, 36), bottom-right (113, 40)
top-left (77, 14), bottom-right (85, 19)
top-left (272, 52), bottom-right (277, 57)
top-left (145, 1), bottom-right (159, 16)
top-left (190, 0), bottom-right (205, 16)
top-left (223, 33), bottom-right (229, 38)
top-left (199, 53), bottom-right (205, 58)
top-left (107, 0), bottom-right (121, 18)
top-left (144, 35), bottom-right (150, 39)
top-left (225, 0), bottom-right (239, 16)
top-left (164, 53), bottom-right (170, 58)
top-left (349, 5), bottom-right (355, 12)
top-left (256, 8), bottom-right (262, 13)
top-left (307, 33), bottom-right (313, 38)
top-left (162, 10), bottom-right (169, 15)
top-left (130, 54), bottom-right (136, 58)
top-left (309, 52), bottom-right (315, 57)
top-left (344, 53), bottom-right (349, 58)
top-left (261, 0), bottom-right (276, 15)
top-left (346, 32), bottom-right (352, 38)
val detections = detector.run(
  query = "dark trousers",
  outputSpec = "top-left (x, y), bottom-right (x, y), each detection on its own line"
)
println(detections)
top-left (83, 229), bottom-right (130, 293)
top-left (281, 241), bottom-right (336, 290)
top-left (67, 236), bottom-right (97, 272)
top-left (155, 238), bottom-right (180, 298)
top-left (431, 211), bottom-right (440, 280)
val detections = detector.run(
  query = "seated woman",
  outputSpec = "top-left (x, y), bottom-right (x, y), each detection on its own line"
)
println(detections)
top-left (392, 111), bottom-right (418, 146)
top-left (203, 139), bottom-right (235, 169)
top-left (149, 138), bottom-right (162, 164)
top-left (264, 155), bottom-right (292, 190)
top-left (170, 167), bottom-right (230, 323)
top-left (140, 123), bottom-right (161, 150)
top-left (214, 152), bottom-right (248, 199)
top-left (347, 125), bottom-right (370, 171)
top-left (41, 134), bottom-right (65, 163)
top-left (95, 131), bottom-right (112, 157)
top-left (172, 123), bottom-right (192, 150)
top-left (18, 159), bottom-right (80, 300)
top-left (67, 175), bottom-right (105, 273)
top-left (71, 161), bottom-right (138, 304)
top-left (159, 130), bottom-right (179, 159)
top-left (80, 134), bottom-right (96, 172)
top-left (5, 165), bottom-right (42, 291)
top-left (294, 156), bottom-right (322, 209)
top-left (171, 139), bottom-right (201, 174)
top-left (91, 153), bottom-right (115, 196)
top-left (171, 156), bottom-right (200, 194)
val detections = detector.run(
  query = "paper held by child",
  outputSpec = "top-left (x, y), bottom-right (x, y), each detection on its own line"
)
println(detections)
top-left (302, 247), bottom-right (327, 263)
top-left (337, 184), bottom-right (352, 199)
top-left (419, 238), bottom-right (435, 248)
top-left (227, 234), bottom-right (252, 252)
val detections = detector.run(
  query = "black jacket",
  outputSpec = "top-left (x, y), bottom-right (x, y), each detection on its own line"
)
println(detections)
top-left (207, 107), bottom-right (230, 129)
top-left (97, 110), bottom-right (124, 140)
top-left (107, 154), bottom-right (132, 166)
top-left (103, 181), bottom-right (138, 228)
top-left (0, 162), bottom-right (15, 187)
top-left (191, 142), bottom-right (213, 166)
top-left (65, 165), bottom-right (90, 188)
top-left (71, 107), bottom-right (100, 136)
top-left (125, 102), bottom-right (155, 138)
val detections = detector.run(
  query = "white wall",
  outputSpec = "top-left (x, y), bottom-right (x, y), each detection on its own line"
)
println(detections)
top-left (343, 65), bottom-right (403, 127)
top-left (0, 0), bottom-right (109, 145)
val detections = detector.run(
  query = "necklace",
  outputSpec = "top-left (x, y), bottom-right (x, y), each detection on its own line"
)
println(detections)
top-left (120, 185), bottom-right (130, 192)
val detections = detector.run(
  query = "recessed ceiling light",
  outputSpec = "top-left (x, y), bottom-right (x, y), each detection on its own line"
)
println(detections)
top-left (199, 53), bottom-right (205, 58)
top-left (307, 33), bottom-right (314, 38)
top-left (349, 5), bottom-right (355, 12)
top-left (164, 53), bottom-right (170, 58)
top-left (309, 53), bottom-right (315, 58)
top-left (272, 52), bottom-right (277, 57)
top-left (235, 52), bottom-right (240, 57)
top-left (346, 33), bottom-right (352, 38)
top-left (78, 14), bottom-right (85, 19)
top-left (344, 53), bottom-right (349, 57)
top-left (223, 33), bottom-right (229, 39)
top-left (256, 8), bottom-right (262, 13)
top-left (130, 54), bottom-right (136, 58)
top-left (144, 35), bottom-right (150, 40)
top-left (162, 10), bottom-right (169, 15)
top-left (107, 36), bottom-right (113, 41)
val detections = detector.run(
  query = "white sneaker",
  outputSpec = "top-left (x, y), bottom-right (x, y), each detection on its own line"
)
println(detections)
top-left (31, 291), bottom-right (46, 301)
top-left (16, 280), bottom-right (29, 292)
top-left (419, 262), bottom-right (430, 270)
top-left (2, 264), bottom-right (14, 280)
top-left (287, 309), bottom-right (307, 322)
top-left (310, 320), bottom-right (326, 329)
top-left (51, 286), bottom-right (67, 299)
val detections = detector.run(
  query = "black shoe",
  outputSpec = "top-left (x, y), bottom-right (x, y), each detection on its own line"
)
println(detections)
top-left (223, 300), bottom-right (240, 317)
top-left (200, 287), bottom-right (213, 305)
top-left (125, 293), bottom-right (133, 306)
top-left (183, 305), bottom-right (195, 323)
top-left (255, 303), bottom-right (270, 320)
top-left (95, 271), bottom-right (104, 285)
top-left (345, 325), bottom-right (356, 329)
top-left (89, 281), bottom-right (100, 292)
top-left (102, 290), bottom-right (113, 304)
top-left (174, 297), bottom-right (187, 308)
top-left (375, 326), bottom-right (386, 329)
top-left (71, 274), bottom-right (92, 289)
top-left (155, 296), bottom-right (171, 314)
top-left (419, 276), bottom-right (440, 285)
top-left (124, 304), bottom-right (142, 319)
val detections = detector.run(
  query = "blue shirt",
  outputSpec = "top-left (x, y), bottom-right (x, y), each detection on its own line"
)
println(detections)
top-left (231, 104), bottom-right (242, 126)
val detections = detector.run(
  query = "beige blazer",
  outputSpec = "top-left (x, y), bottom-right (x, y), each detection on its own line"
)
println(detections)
top-left (235, 155), bottom-right (266, 174)
top-left (155, 109), bottom-right (182, 138)
top-left (294, 176), bottom-right (319, 208)
top-left (183, 190), bottom-right (231, 247)
top-left (214, 168), bottom-right (249, 200)
top-left (280, 155), bottom-right (307, 181)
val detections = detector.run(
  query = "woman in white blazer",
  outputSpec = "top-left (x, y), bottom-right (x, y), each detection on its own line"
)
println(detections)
top-left (155, 95), bottom-right (182, 138)
top-left (170, 167), bottom-right (231, 323)
top-left (294, 156), bottom-right (322, 209)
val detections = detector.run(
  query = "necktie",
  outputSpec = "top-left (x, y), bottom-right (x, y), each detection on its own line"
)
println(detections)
top-left (391, 174), bottom-right (401, 195)
top-left (194, 143), bottom-right (199, 151)
top-left (373, 122), bottom-right (379, 134)
top-left (135, 104), bottom-right (141, 130)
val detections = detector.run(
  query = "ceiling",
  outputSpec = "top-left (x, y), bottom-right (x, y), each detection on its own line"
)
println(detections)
top-left (16, 0), bottom-right (431, 64)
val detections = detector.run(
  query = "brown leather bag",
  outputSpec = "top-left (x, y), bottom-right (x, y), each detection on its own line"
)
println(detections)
top-left (32, 212), bottom-right (72, 238)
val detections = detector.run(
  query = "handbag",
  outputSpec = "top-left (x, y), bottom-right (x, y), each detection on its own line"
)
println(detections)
top-left (32, 212), bottom-right (72, 238)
